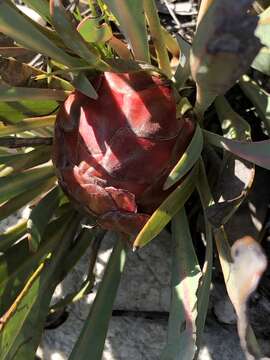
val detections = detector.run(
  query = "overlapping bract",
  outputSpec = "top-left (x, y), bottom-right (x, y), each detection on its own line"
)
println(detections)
top-left (53, 71), bottom-right (195, 235)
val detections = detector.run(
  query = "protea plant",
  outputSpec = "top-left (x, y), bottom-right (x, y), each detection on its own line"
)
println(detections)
top-left (53, 70), bottom-right (195, 236)
top-left (0, 0), bottom-right (270, 359)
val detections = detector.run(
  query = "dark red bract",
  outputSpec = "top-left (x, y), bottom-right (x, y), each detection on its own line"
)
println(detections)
top-left (53, 71), bottom-right (195, 236)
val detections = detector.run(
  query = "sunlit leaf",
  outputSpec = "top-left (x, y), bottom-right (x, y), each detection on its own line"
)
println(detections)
top-left (103, 0), bottom-right (150, 62)
top-left (161, 209), bottom-right (201, 360)
top-left (0, 178), bottom-right (55, 222)
top-left (50, 0), bottom-right (101, 65)
top-left (0, 165), bottom-right (55, 204)
top-left (0, 86), bottom-right (69, 102)
top-left (0, 214), bottom-right (80, 360)
top-left (164, 123), bottom-right (203, 190)
top-left (27, 186), bottom-right (62, 252)
top-left (252, 47), bottom-right (270, 75)
top-left (0, 115), bottom-right (55, 136)
top-left (0, 2), bottom-right (85, 68)
top-left (0, 100), bottom-right (58, 124)
top-left (133, 164), bottom-right (198, 249)
top-left (69, 234), bottom-right (127, 360)
top-left (204, 129), bottom-right (270, 170)
top-left (194, 160), bottom-right (213, 357)
top-left (0, 146), bottom-right (51, 177)
top-left (205, 96), bottom-right (255, 227)
top-left (174, 34), bottom-right (191, 88)
top-left (196, 159), bottom-right (262, 359)
top-left (77, 16), bottom-right (112, 43)
top-left (0, 219), bottom-right (27, 253)
top-left (190, 0), bottom-right (261, 116)
top-left (255, 5), bottom-right (270, 48)
top-left (239, 75), bottom-right (270, 135)
top-left (20, 0), bottom-right (51, 23)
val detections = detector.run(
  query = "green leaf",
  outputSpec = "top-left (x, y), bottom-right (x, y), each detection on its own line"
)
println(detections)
top-left (69, 234), bottom-right (127, 360)
top-left (0, 146), bottom-right (51, 177)
top-left (203, 129), bottom-right (270, 170)
top-left (0, 55), bottom-right (73, 92)
top-left (21, 0), bottom-right (51, 23)
top-left (252, 47), bottom-right (270, 76)
top-left (190, 0), bottom-right (261, 116)
top-left (103, 0), bottom-right (150, 62)
top-left (239, 75), bottom-right (270, 135)
top-left (0, 215), bottom-right (72, 318)
top-left (174, 34), bottom-right (191, 88)
top-left (27, 186), bottom-right (62, 252)
top-left (0, 85), bottom-right (69, 102)
top-left (133, 163), bottom-right (198, 249)
top-left (164, 123), bottom-right (203, 190)
top-left (0, 100), bottom-right (58, 123)
top-left (205, 96), bottom-right (255, 227)
top-left (161, 209), bottom-right (201, 360)
top-left (0, 165), bottom-right (55, 204)
top-left (72, 72), bottom-right (98, 99)
top-left (0, 178), bottom-right (55, 222)
top-left (50, 0), bottom-right (100, 65)
top-left (77, 16), bottom-right (113, 43)
top-left (195, 158), bottom-right (262, 359)
top-left (0, 219), bottom-right (27, 253)
top-left (9, 227), bottom-right (98, 359)
top-left (0, 213), bottom-right (81, 360)
top-left (143, 0), bottom-right (171, 77)
top-left (0, 115), bottom-right (55, 136)
top-left (255, 6), bottom-right (270, 48)
top-left (0, 2), bottom-right (85, 68)
top-left (194, 160), bottom-right (213, 358)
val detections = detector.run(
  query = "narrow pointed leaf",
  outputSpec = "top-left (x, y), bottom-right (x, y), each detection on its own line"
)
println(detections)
top-left (8, 227), bottom-right (99, 359)
top-left (239, 75), bottom-right (270, 135)
top-left (255, 5), bottom-right (270, 48)
top-left (103, 0), bottom-right (150, 62)
top-left (204, 129), bottom-right (270, 170)
top-left (161, 209), bottom-right (201, 360)
top-left (0, 56), bottom-right (73, 91)
top-left (164, 124), bottom-right (203, 190)
top-left (50, 0), bottom-right (100, 65)
top-left (196, 159), bottom-right (262, 359)
top-left (0, 100), bottom-right (58, 124)
top-left (69, 235), bottom-right (127, 360)
top-left (205, 96), bottom-right (255, 227)
top-left (252, 47), bottom-right (270, 75)
top-left (0, 115), bottom-right (55, 136)
top-left (0, 215), bottom-right (70, 317)
top-left (72, 73), bottom-right (98, 99)
top-left (133, 164), bottom-right (198, 249)
top-left (0, 146), bottom-right (51, 177)
top-left (0, 165), bottom-right (55, 204)
top-left (0, 220), bottom-right (27, 253)
top-left (0, 214), bottom-right (80, 360)
top-left (21, 0), bottom-right (51, 23)
top-left (174, 34), bottom-right (191, 87)
top-left (194, 160), bottom-right (213, 358)
top-left (0, 86), bottom-right (69, 102)
top-left (0, 2), bottom-right (85, 68)
top-left (27, 186), bottom-right (62, 252)
top-left (0, 178), bottom-right (55, 222)
top-left (190, 0), bottom-right (261, 115)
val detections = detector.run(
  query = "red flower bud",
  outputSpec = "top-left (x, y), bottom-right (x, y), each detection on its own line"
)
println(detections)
top-left (53, 71), bottom-right (195, 235)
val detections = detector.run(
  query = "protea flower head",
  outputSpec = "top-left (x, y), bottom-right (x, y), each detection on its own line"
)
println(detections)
top-left (53, 71), bottom-right (195, 236)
